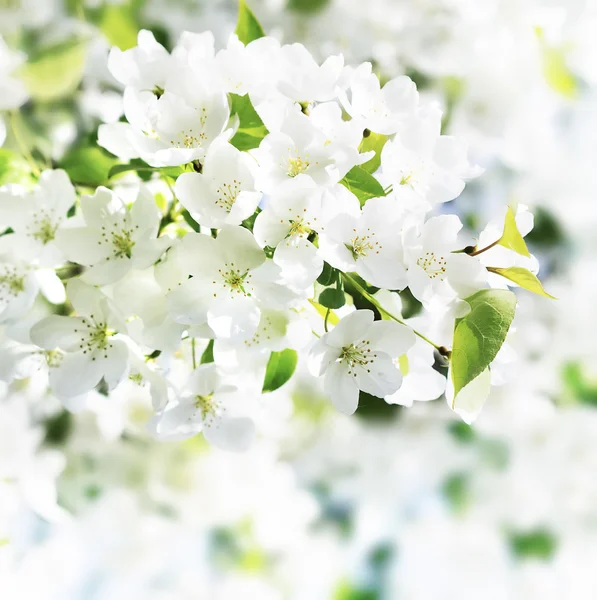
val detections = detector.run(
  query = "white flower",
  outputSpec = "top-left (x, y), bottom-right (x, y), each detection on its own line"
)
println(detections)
top-left (374, 291), bottom-right (446, 407)
top-left (381, 105), bottom-right (482, 206)
top-left (319, 195), bottom-right (408, 289)
top-left (55, 186), bottom-right (170, 285)
top-left (339, 62), bottom-right (419, 134)
top-left (253, 175), bottom-right (324, 290)
top-left (403, 215), bottom-right (487, 308)
top-left (168, 226), bottom-right (295, 340)
top-left (252, 106), bottom-right (366, 193)
top-left (309, 309), bottom-right (415, 414)
top-left (174, 136), bottom-right (261, 228)
top-left (107, 29), bottom-right (172, 92)
top-left (98, 85), bottom-right (230, 167)
top-left (149, 362), bottom-right (255, 451)
top-left (277, 43), bottom-right (347, 103)
top-left (30, 279), bottom-right (130, 400)
top-left (0, 169), bottom-right (75, 267)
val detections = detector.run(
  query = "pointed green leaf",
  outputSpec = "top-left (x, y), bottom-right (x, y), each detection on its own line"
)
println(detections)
top-left (235, 0), bottom-right (265, 45)
top-left (498, 206), bottom-right (531, 257)
top-left (229, 93), bottom-right (269, 151)
top-left (200, 339), bottom-right (215, 364)
top-left (358, 132), bottom-right (388, 174)
top-left (262, 349), bottom-right (298, 392)
top-left (451, 289), bottom-right (517, 397)
top-left (488, 266), bottom-right (556, 299)
top-left (340, 166), bottom-right (386, 206)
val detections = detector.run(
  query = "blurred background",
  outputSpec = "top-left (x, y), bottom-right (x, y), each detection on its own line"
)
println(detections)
top-left (1, 0), bottom-right (597, 598)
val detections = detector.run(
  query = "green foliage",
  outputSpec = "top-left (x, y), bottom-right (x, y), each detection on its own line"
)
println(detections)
top-left (43, 410), bottom-right (73, 445)
top-left (60, 146), bottom-right (120, 186)
top-left (450, 289), bottom-right (517, 398)
top-left (340, 166), bottom-right (386, 206)
top-left (108, 161), bottom-right (183, 180)
top-left (487, 266), bottom-right (556, 299)
top-left (100, 5), bottom-right (139, 50)
top-left (448, 421), bottom-right (476, 444)
top-left (201, 339), bottom-right (215, 364)
top-left (355, 391), bottom-right (402, 421)
top-left (562, 362), bottom-right (597, 406)
top-left (21, 39), bottom-right (87, 102)
top-left (334, 581), bottom-right (378, 600)
top-left (229, 94), bottom-right (269, 151)
top-left (181, 209), bottom-right (201, 232)
top-left (235, 0), bottom-right (266, 45)
top-left (358, 132), bottom-right (387, 174)
top-left (0, 148), bottom-right (34, 186)
top-left (525, 207), bottom-right (565, 248)
top-left (287, 0), bottom-right (331, 13)
top-left (319, 287), bottom-right (345, 309)
top-left (498, 206), bottom-right (531, 257)
top-left (317, 262), bottom-right (336, 286)
top-left (442, 472), bottom-right (470, 511)
top-left (262, 349), bottom-right (298, 392)
top-left (509, 529), bottom-right (558, 560)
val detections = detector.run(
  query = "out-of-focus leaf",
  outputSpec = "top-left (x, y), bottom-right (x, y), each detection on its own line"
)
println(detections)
top-left (21, 39), bottom-right (87, 102)
top-left (358, 132), bottom-right (387, 174)
top-left (100, 5), bottom-right (139, 50)
top-left (60, 146), bottom-right (119, 186)
top-left (0, 148), bottom-right (35, 186)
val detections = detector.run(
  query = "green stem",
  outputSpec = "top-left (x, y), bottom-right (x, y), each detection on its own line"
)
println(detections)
top-left (9, 111), bottom-right (40, 177)
top-left (191, 337), bottom-right (197, 370)
top-left (341, 272), bottom-right (445, 353)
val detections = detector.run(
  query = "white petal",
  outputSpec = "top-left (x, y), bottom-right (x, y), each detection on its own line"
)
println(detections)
top-left (207, 296), bottom-right (260, 340)
top-left (98, 122), bottom-right (140, 161)
top-left (326, 309), bottom-right (374, 348)
top-left (54, 227), bottom-right (109, 265)
top-left (324, 361), bottom-right (359, 415)
top-left (30, 316), bottom-right (87, 351)
top-left (49, 352), bottom-right (104, 398)
top-left (366, 320), bottom-right (416, 357)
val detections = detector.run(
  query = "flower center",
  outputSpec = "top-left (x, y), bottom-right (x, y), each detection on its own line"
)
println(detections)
top-left (0, 265), bottom-right (26, 300)
top-left (286, 152), bottom-right (311, 177)
top-left (28, 210), bottom-right (60, 244)
top-left (195, 393), bottom-right (220, 424)
top-left (217, 262), bottom-right (252, 296)
top-left (43, 349), bottom-right (64, 368)
top-left (345, 230), bottom-right (381, 261)
top-left (73, 315), bottom-right (115, 360)
top-left (416, 252), bottom-right (447, 280)
top-left (215, 180), bottom-right (242, 212)
top-left (288, 219), bottom-right (310, 237)
top-left (339, 340), bottom-right (376, 377)
top-left (100, 224), bottom-right (137, 259)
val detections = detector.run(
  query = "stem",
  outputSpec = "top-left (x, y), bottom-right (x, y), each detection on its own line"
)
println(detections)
top-left (341, 272), bottom-right (445, 352)
top-left (470, 238), bottom-right (501, 257)
top-left (191, 337), bottom-right (197, 370)
top-left (9, 111), bottom-right (40, 177)
top-left (324, 308), bottom-right (330, 332)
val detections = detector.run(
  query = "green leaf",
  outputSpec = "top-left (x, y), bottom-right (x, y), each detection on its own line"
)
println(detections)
top-left (287, 0), bottom-right (331, 13)
top-left (509, 529), bottom-right (558, 560)
top-left (451, 289), bottom-right (517, 398)
top-left (488, 266), bottom-right (556, 299)
top-left (358, 132), bottom-right (388, 174)
top-left (21, 39), bottom-right (87, 102)
top-left (536, 28), bottom-right (577, 99)
top-left (229, 93), bottom-right (268, 151)
top-left (235, 0), bottom-right (265, 45)
top-left (340, 166), bottom-right (386, 206)
top-left (262, 349), bottom-right (298, 392)
top-left (181, 209), bottom-right (201, 232)
top-left (100, 5), bottom-right (139, 50)
top-left (108, 161), bottom-right (183, 180)
top-left (317, 262), bottom-right (336, 286)
top-left (60, 146), bottom-right (120, 186)
top-left (319, 287), bottom-right (345, 309)
top-left (200, 339), bottom-right (215, 364)
top-left (497, 206), bottom-right (531, 257)
top-left (0, 149), bottom-right (35, 186)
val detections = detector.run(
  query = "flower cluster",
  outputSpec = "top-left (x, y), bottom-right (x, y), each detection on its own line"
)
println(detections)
top-left (0, 24), bottom-right (547, 451)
